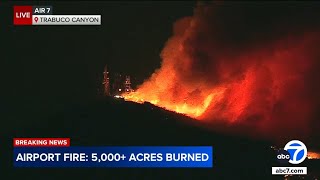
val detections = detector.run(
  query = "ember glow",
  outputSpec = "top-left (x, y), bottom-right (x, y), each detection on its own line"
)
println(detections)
top-left (124, 86), bottom-right (226, 118)
top-left (123, 2), bottom-right (320, 141)
top-left (307, 151), bottom-right (320, 159)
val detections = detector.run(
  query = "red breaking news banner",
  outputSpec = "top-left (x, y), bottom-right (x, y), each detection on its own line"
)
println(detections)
top-left (13, 6), bottom-right (33, 25)
top-left (13, 138), bottom-right (70, 147)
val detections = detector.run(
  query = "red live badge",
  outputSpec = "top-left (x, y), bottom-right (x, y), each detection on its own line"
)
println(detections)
top-left (13, 6), bottom-right (33, 25)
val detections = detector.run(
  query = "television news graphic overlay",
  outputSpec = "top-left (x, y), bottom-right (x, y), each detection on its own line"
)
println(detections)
top-left (13, 144), bottom-right (213, 168)
top-left (284, 140), bottom-right (307, 164)
top-left (13, 6), bottom-right (101, 25)
top-left (272, 140), bottom-right (308, 175)
top-left (13, 138), bottom-right (70, 147)
top-left (13, 6), bottom-right (32, 25)
top-left (32, 15), bottom-right (101, 25)
top-left (32, 6), bottom-right (53, 15)
top-left (276, 150), bottom-right (290, 164)
top-left (272, 167), bottom-right (307, 175)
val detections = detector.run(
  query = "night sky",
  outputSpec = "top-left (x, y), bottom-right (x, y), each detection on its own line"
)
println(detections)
top-left (2, 1), bottom-right (320, 146)
top-left (2, 3), bottom-right (320, 179)
top-left (3, 1), bottom-right (195, 119)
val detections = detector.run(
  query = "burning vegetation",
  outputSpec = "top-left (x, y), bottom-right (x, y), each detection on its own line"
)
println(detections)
top-left (123, 2), bottom-right (320, 142)
top-left (308, 151), bottom-right (320, 160)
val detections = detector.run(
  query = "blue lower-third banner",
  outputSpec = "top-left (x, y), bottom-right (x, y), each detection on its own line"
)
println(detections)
top-left (13, 146), bottom-right (213, 168)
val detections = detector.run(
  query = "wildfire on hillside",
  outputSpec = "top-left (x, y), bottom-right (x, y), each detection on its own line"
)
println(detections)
top-left (122, 2), bottom-right (320, 142)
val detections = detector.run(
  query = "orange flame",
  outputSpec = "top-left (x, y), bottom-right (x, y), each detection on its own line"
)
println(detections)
top-left (307, 151), bottom-right (320, 159)
top-left (123, 87), bottom-right (226, 118)
top-left (122, 3), bottom-right (320, 142)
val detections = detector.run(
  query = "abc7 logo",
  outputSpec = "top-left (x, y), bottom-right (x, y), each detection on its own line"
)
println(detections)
top-left (276, 150), bottom-right (291, 164)
top-left (276, 140), bottom-right (307, 164)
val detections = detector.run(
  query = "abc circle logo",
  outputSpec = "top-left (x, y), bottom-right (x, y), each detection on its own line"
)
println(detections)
top-left (276, 149), bottom-right (290, 164)
top-left (284, 140), bottom-right (307, 164)
top-left (277, 140), bottom-right (308, 164)
top-left (277, 140), bottom-right (307, 164)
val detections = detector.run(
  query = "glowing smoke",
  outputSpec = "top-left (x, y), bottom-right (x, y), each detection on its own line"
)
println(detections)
top-left (124, 2), bottom-right (320, 143)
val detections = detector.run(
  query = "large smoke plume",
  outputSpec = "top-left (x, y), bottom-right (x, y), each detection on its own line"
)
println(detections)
top-left (125, 2), bottom-right (320, 144)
